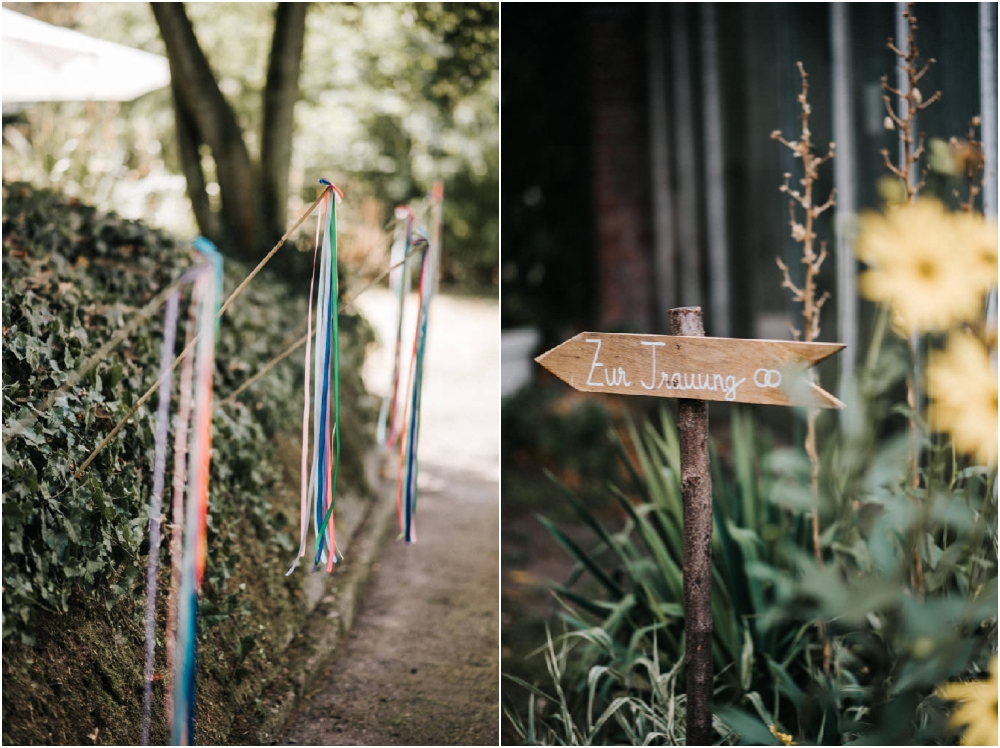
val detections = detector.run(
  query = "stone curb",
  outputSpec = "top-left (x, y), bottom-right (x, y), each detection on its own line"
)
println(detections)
top-left (229, 476), bottom-right (399, 744)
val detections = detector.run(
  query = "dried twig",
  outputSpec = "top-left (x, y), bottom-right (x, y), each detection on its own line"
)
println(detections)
top-left (952, 116), bottom-right (985, 213)
top-left (880, 2), bottom-right (942, 203)
top-left (771, 62), bottom-right (834, 571)
top-left (880, 2), bottom-right (942, 597)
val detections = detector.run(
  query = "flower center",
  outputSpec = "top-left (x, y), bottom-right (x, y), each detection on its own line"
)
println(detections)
top-left (916, 260), bottom-right (937, 279)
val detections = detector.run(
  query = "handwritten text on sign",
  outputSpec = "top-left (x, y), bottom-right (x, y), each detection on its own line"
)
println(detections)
top-left (535, 332), bottom-right (845, 408)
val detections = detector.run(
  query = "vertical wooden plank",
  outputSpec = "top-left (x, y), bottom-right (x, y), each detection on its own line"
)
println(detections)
top-left (980, 2), bottom-right (997, 326)
top-left (701, 3), bottom-right (731, 338)
top-left (586, 7), bottom-right (655, 331)
top-left (982, 2), bottom-right (998, 220)
top-left (670, 6), bottom-right (703, 310)
top-left (774, 4), bottom-right (804, 338)
top-left (831, 4), bottom-right (858, 388)
top-left (669, 307), bottom-right (713, 747)
top-left (647, 4), bottom-right (678, 328)
top-left (896, 2), bottom-right (916, 190)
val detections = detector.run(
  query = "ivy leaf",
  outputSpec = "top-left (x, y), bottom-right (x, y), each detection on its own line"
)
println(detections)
top-left (108, 360), bottom-right (123, 387)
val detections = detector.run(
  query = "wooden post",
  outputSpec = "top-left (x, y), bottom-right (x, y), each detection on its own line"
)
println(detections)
top-left (669, 306), bottom-right (713, 746)
top-left (534, 310), bottom-right (845, 745)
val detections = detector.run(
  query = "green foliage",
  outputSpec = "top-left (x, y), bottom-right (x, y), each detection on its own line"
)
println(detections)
top-left (1, 181), bottom-right (375, 643)
top-left (506, 342), bottom-right (996, 743)
top-left (505, 626), bottom-right (707, 746)
top-left (2, 2), bottom-right (498, 291)
top-left (720, 352), bottom-right (998, 745)
top-left (3, 183), bottom-right (190, 636)
top-left (296, 1), bottom-right (499, 289)
top-left (506, 408), bottom-right (816, 743)
top-left (502, 384), bottom-right (622, 501)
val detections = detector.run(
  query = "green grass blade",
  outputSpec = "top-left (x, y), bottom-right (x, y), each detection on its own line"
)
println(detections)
top-left (536, 513), bottom-right (625, 598)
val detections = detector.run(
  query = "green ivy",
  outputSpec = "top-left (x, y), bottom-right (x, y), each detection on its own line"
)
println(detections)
top-left (1, 182), bottom-right (375, 643)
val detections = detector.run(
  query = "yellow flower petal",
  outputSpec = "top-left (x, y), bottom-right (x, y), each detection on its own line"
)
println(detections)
top-left (955, 213), bottom-right (1000, 296)
top-left (855, 199), bottom-right (998, 333)
top-left (768, 724), bottom-right (795, 746)
top-left (926, 334), bottom-right (998, 465)
top-left (938, 656), bottom-right (999, 747)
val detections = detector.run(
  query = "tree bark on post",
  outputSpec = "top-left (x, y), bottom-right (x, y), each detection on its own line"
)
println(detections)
top-left (669, 306), bottom-right (714, 746)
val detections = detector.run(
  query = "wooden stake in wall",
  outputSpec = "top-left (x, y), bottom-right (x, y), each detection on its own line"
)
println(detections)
top-left (536, 306), bottom-right (844, 746)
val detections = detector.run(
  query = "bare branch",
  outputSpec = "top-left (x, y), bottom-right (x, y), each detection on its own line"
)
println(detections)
top-left (880, 149), bottom-right (907, 179)
top-left (813, 190), bottom-right (836, 219)
top-left (813, 242), bottom-right (828, 273)
top-left (882, 80), bottom-right (906, 98)
top-left (772, 133), bottom-right (800, 152)
top-left (811, 291), bottom-right (831, 339)
top-left (776, 257), bottom-right (803, 299)
top-left (917, 90), bottom-right (941, 111)
top-left (820, 142), bottom-right (836, 161)
top-left (883, 96), bottom-right (907, 128)
top-left (913, 57), bottom-right (936, 82)
top-left (887, 41), bottom-right (906, 58)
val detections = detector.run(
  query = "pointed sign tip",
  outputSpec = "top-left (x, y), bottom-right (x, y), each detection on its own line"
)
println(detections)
top-left (808, 382), bottom-right (846, 409)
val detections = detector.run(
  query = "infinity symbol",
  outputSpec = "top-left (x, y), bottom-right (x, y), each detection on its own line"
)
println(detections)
top-left (753, 368), bottom-right (782, 388)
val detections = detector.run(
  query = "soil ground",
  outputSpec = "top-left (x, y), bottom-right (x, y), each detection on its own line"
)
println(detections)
top-left (279, 288), bottom-right (500, 745)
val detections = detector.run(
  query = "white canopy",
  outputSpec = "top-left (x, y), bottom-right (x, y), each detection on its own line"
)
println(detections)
top-left (2, 8), bottom-right (171, 104)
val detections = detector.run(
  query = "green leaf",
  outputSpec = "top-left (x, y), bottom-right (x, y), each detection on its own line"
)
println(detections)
top-left (716, 704), bottom-right (782, 745)
top-left (536, 513), bottom-right (625, 599)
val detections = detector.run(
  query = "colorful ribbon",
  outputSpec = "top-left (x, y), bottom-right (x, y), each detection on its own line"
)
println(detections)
top-left (378, 206), bottom-right (415, 448)
top-left (139, 238), bottom-right (222, 746)
top-left (165, 297), bottom-right (197, 727)
top-left (170, 239), bottom-right (222, 746)
top-left (141, 287), bottom-right (180, 746)
top-left (288, 181), bottom-right (344, 575)
top-left (394, 183), bottom-right (443, 543)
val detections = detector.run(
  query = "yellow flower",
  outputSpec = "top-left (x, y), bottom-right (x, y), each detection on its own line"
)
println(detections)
top-left (856, 199), bottom-right (998, 332)
top-left (768, 724), bottom-right (795, 745)
top-left (955, 213), bottom-right (1000, 297)
top-left (926, 332), bottom-right (998, 465)
top-left (938, 655), bottom-right (999, 747)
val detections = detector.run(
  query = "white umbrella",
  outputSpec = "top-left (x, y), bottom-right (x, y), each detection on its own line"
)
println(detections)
top-left (2, 8), bottom-right (170, 104)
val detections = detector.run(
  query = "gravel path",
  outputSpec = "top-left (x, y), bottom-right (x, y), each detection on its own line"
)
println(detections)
top-left (280, 289), bottom-right (499, 746)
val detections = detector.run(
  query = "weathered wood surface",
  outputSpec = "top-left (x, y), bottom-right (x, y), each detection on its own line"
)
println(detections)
top-left (670, 308), bottom-right (714, 747)
top-left (535, 331), bottom-right (845, 408)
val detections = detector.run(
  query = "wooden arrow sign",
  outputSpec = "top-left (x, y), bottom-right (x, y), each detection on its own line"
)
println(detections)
top-left (535, 331), bottom-right (845, 408)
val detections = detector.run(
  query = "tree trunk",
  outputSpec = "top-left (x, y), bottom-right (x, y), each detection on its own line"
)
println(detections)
top-left (170, 78), bottom-right (221, 247)
top-left (261, 3), bottom-right (309, 245)
top-left (151, 2), bottom-right (261, 258)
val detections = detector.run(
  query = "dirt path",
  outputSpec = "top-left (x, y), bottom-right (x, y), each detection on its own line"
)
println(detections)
top-left (280, 289), bottom-right (499, 746)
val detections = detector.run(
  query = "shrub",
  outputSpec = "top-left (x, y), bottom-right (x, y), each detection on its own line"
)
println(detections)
top-left (2, 181), bottom-right (379, 744)
top-left (505, 333), bottom-right (996, 744)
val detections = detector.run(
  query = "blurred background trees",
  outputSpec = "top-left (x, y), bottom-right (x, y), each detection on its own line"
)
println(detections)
top-left (151, 2), bottom-right (308, 258)
top-left (2, 2), bottom-right (499, 290)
